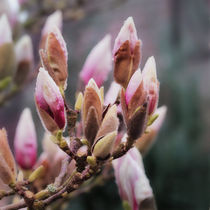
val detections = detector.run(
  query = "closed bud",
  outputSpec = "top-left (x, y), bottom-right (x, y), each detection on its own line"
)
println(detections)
top-left (43, 26), bottom-right (68, 89)
top-left (0, 14), bottom-right (16, 79)
top-left (0, 128), bottom-right (16, 184)
top-left (82, 79), bottom-right (103, 145)
top-left (142, 56), bottom-right (159, 115)
top-left (113, 147), bottom-right (153, 210)
top-left (113, 17), bottom-right (141, 88)
top-left (93, 131), bottom-right (117, 160)
top-left (14, 35), bottom-right (33, 86)
top-left (28, 165), bottom-right (45, 182)
top-left (80, 35), bottom-right (112, 87)
top-left (125, 69), bottom-right (147, 119)
top-left (135, 106), bottom-right (167, 155)
top-left (14, 108), bottom-right (37, 170)
top-left (35, 67), bottom-right (66, 134)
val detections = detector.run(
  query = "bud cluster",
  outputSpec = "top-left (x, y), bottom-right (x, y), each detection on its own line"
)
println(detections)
top-left (0, 13), bottom-right (167, 210)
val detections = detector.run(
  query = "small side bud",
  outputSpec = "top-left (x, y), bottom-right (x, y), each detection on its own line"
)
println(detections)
top-left (93, 131), bottom-right (117, 160)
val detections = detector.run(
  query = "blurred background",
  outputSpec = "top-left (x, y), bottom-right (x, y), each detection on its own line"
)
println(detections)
top-left (0, 0), bottom-right (210, 209)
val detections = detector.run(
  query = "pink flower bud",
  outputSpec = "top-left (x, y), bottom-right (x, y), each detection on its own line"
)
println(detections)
top-left (35, 67), bottom-right (66, 133)
top-left (14, 108), bottom-right (37, 170)
top-left (0, 14), bottom-right (12, 46)
top-left (104, 81), bottom-right (121, 106)
top-left (113, 147), bottom-right (153, 210)
top-left (15, 35), bottom-right (33, 64)
top-left (80, 34), bottom-right (112, 87)
top-left (113, 16), bottom-right (139, 56)
top-left (142, 56), bottom-right (159, 115)
top-left (125, 68), bottom-right (142, 105)
top-left (42, 10), bottom-right (62, 38)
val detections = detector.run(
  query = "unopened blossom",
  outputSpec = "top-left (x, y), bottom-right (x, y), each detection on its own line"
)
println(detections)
top-left (113, 17), bottom-right (141, 88)
top-left (14, 35), bottom-right (34, 85)
top-left (113, 147), bottom-right (153, 210)
top-left (35, 67), bottom-right (66, 134)
top-left (40, 26), bottom-right (68, 89)
top-left (82, 79), bottom-right (103, 145)
top-left (136, 106), bottom-right (167, 155)
top-left (0, 14), bottom-right (12, 47)
top-left (142, 56), bottom-right (159, 115)
top-left (80, 35), bottom-right (112, 87)
top-left (14, 108), bottom-right (37, 170)
top-left (15, 35), bottom-right (33, 64)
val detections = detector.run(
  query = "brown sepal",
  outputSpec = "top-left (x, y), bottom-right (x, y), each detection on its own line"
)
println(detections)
top-left (132, 40), bottom-right (141, 74)
top-left (0, 43), bottom-right (16, 80)
top-left (84, 106), bottom-right (100, 146)
top-left (120, 88), bottom-right (128, 125)
top-left (14, 60), bottom-right (30, 86)
top-left (35, 100), bottom-right (59, 134)
top-left (127, 102), bottom-right (148, 141)
top-left (70, 138), bottom-right (83, 155)
top-left (46, 32), bottom-right (68, 88)
top-left (0, 128), bottom-right (16, 178)
top-left (83, 87), bottom-right (102, 125)
top-left (140, 197), bottom-right (157, 210)
top-left (0, 154), bottom-right (14, 184)
top-left (128, 81), bottom-right (147, 117)
top-left (114, 40), bottom-right (132, 88)
top-left (39, 49), bottom-right (59, 85)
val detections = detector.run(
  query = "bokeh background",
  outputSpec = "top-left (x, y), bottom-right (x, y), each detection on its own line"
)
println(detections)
top-left (0, 0), bottom-right (210, 209)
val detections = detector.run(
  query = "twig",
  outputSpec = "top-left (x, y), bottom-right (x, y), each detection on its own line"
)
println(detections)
top-left (54, 157), bottom-right (72, 187)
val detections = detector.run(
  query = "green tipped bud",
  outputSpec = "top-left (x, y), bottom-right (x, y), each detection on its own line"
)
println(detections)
top-left (28, 165), bottom-right (45, 182)
top-left (93, 131), bottom-right (117, 160)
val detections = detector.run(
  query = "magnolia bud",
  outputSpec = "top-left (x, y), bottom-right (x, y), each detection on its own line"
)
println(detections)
top-left (93, 131), bottom-right (117, 159)
top-left (75, 92), bottom-right (83, 111)
top-left (135, 106), bottom-right (167, 155)
top-left (14, 108), bottom-right (37, 170)
top-left (80, 35), bottom-right (112, 87)
top-left (42, 26), bottom-right (68, 89)
top-left (113, 147), bottom-right (153, 210)
top-left (142, 56), bottom-right (159, 115)
top-left (82, 79), bottom-right (103, 145)
top-left (35, 67), bottom-right (66, 134)
top-left (14, 35), bottom-right (33, 86)
top-left (0, 128), bottom-right (16, 184)
top-left (0, 14), bottom-right (16, 79)
top-left (113, 17), bottom-right (141, 88)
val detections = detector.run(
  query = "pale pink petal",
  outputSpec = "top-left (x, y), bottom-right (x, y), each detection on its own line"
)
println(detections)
top-left (125, 69), bottom-right (142, 105)
top-left (113, 17), bottom-right (139, 55)
top-left (80, 34), bottom-right (112, 86)
top-left (104, 81), bottom-right (121, 106)
top-left (42, 10), bottom-right (62, 37)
